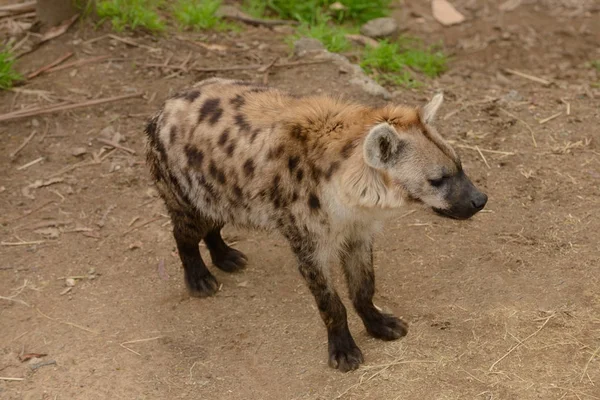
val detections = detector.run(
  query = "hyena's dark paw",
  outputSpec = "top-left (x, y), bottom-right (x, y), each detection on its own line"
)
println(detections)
top-left (365, 313), bottom-right (408, 341)
top-left (185, 272), bottom-right (219, 297)
top-left (328, 332), bottom-right (364, 372)
top-left (212, 248), bottom-right (248, 273)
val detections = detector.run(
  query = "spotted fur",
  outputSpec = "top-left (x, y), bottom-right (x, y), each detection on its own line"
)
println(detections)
top-left (144, 78), bottom-right (487, 372)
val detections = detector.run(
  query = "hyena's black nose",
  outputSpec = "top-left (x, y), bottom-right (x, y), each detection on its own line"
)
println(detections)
top-left (471, 192), bottom-right (488, 211)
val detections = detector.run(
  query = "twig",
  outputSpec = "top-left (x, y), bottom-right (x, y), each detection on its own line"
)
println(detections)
top-left (10, 130), bottom-right (37, 158)
top-left (538, 112), bottom-right (562, 125)
top-left (561, 98), bottom-right (571, 115)
top-left (0, 0), bottom-right (35, 17)
top-left (36, 307), bottom-right (98, 334)
top-left (27, 52), bottom-right (74, 79)
top-left (45, 160), bottom-right (97, 180)
top-left (119, 336), bottom-right (161, 356)
top-left (96, 138), bottom-right (136, 155)
top-left (221, 13), bottom-right (298, 27)
top-left (45, 55), bottom-right (112, 74)
top-left (503, 68), bottom-right (551, 86)
top-left (145, 60), bottom-right (331, 73)
top-left (121, 216), bottom-right (163, 236)
top-left (499, 108), bottom-right (537, 147)
top-left (260, 57), bottom-right (280, 85)
top-left (29, 360), bottom-right (56, 371)
top-left (0, 295), bottom-right (31, 307)
top-left (16, 157), bottom-right (43, 171)
top-left (475, 146), bottom-right (491, 169)
top-left (1, 240), bottom-right (46, 246)
top-left (107, 34), bottom-right (159, 52)
top-left (455, 145), bottom-right (515, 156)
top-left (0, 93), bottom-right (144, 123)
top-left (580, 346), bottom-right (600, 382)
top-left (489, 314), bottom-right (554, 371)
top-left (6, 200), bottom-right (55, 224)
top-left (0, 377), bottom-right (24, 381)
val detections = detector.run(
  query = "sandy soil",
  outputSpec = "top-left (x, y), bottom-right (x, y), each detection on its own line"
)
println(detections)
top-left (1, 1), bottom-right (599, 399)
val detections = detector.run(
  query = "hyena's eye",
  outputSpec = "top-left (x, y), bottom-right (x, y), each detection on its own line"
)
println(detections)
top-left (428, 177), bottom-right (446, 187)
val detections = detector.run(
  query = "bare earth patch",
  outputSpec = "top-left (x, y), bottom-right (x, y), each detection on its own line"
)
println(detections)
top-left (1, 1), bottom-right (599, 399)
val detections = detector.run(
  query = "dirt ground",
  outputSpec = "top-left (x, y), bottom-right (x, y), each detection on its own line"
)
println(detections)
top-left (1, 1), bottom-right (599, 399)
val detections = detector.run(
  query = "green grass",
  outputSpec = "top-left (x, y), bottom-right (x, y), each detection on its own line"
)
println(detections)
top-left (96, 0), bottom-right (165, 32)
top-left (173, 0), bottom-right (234, 31)
top-left (591, 60), bottom-right (600, 72)
top-left (292, 13), bottom-right (352, 53)
top-left (360, 39), bottom-right (448, 87)
top-left (245, 0), bottom-right (391, 24)
top-left (0, 49), bottom-right (22, 90)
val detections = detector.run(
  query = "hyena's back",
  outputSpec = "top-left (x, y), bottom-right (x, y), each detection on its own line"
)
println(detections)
top-left (145, 78), bottom-right (372, 230)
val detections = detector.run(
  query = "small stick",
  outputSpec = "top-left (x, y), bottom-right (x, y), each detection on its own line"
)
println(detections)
top-left (260, 57), bottom-right (280, 85)
top-left (6, 200), bottom-right (55, 224)
top-left (45, 55), bottom-right (112, 74)
top-left (108, 34), bottom-right (159, 52)
top-left (45, 160), bottom-right (97, 180)
top-left (499, 108), bottom-right (537, 147)
top-left (0, 93), bottom-right (143, 123)
top-left (27, 51), bottom-right (74, 79)
top-left (16, 157), bottom-right (43, 171)
top-left (561, 98), bottom-right (571, 115)
top-left (503, 68), bottom-right (551, 85)
top-left (145, 60), bottom-right (331, 73)
top-left (0, 377), bottom-right (24, 381)
top-left (455, 145), bottom-right (515, 155)
top-left (580, 346), bottom-right (600, 382)
top-left (489, 314), bottom-right (554, 371)
top-left (538, 112), bottom-right (562, 125)
top-left (36, 307), bottom-right (98, 334)
top-left (221, 14), bottom-right (298, 27)
top-left (475, 146), bottom-right (491, 169)
top-left (1, 240), bottom-right (45, 246)
top-left (119, 336), bottom-right (161, 356)
top-left (10, 130), bottom-right (37, 158)
top-left (96, 138), bottom-right (136, 154)
top-left (121, 216), bottom-right (163, 236)
top-left (0, 295), bottom-right (31, 307)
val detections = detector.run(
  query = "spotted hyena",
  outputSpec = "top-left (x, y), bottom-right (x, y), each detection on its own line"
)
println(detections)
top-left (144, 78), bottom-right (487, 372)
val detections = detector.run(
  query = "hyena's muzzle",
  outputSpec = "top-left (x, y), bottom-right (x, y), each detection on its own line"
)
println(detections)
top-left (433, 171), bottom-right (487, 220)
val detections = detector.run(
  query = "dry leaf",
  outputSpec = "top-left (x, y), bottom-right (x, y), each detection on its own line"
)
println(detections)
top-left (19, 353), bottom-right (47, 362)
top-left (499, 0), bottom-right (522, 12)
top-left (432, 0), bottom-right (465, 26)
top-left (40, 13), bottom-right (79, 43)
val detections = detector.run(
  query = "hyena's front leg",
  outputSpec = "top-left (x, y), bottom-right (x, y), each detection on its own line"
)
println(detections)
top-left (284, 229), bottom-right (363, 372)
top-left (341, 236), bottom-right (408, 340)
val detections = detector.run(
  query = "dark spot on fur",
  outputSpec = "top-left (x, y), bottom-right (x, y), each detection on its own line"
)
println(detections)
top-left (267, 144), bottom-right (285, 160)
top-left (184, 144), bottom-right (204, 169)
top-left (172, 89), bottom-right (201, 102)
top-left (361, 188), bottom-right (367, 198)
top-left (217, 170), bottom-right (226, 184)
top-left (325, 161), bottom-right (340, 180)
top-left (199, 98), bottom-right (223, 125)
top-left (296, 168), bottom-right (304, 182)
top-left (248, 87), bottom-right (267, 93)
top-left (292, 191), bottom-right (298, 202)
top-left (233, 185), bottom-right (243, 198)
top-left (225, 143), bottom-right (235, 157)
top-left (288, 156), bottom-right (300, 173)
top-left (209, 160), bottom-right (218, 179)
top-left (217, 129), bottom-right (229, 147)
top-left (169, 125), bottom-right (178, 144)
top-left (243, 159), bottom-right (255, 177)
top-left (341, 141), bottom-right (355, 159)
top-left (308, 193), bottom-right (321, 211)
top-left (235, 114), bottom-right (251, 132)
top-left (290, 124), bottom-right (307, 143)
top-left (311, 166), bottom-right (322, 182)
top-left (230, 94), bottom-right (245, 109)
top-left (250, 128), bottom-right (261, 143)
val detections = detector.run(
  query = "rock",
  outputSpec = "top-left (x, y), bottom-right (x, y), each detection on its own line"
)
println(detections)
top-left (501, 90), bottom-right (523, 103)
top-left (293, 38), bottom-right (391, 100)
top-left (432, 0), bottom-right (465, 26)
top-left (65, 278), bottom-right (76, 287)
top-left (293, 38), bottom-right (325, 57)
top-left (71, 147), bottom-right (87, 157)
top-left (359, 17), bottom-right (398, 39)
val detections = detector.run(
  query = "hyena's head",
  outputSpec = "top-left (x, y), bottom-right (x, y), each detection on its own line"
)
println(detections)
top-left (363, 93), bottom-right (487, 220)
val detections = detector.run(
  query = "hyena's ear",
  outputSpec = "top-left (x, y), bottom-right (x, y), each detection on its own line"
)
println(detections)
top-left (419, 92), bottom-right (444, 124)
top-left (363, 123), bottom-right (406, 170)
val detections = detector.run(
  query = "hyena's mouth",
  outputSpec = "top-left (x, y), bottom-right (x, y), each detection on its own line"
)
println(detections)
top-left (432, 207), bottom-right (471, 220)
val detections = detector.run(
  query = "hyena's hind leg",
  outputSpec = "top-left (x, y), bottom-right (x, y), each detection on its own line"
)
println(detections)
top-left (169, 209), bottom-right (219, 297)
top-left (204, 227), bottom-right (248, 273)
top-left (340, 234), bottom-right (408, 340)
